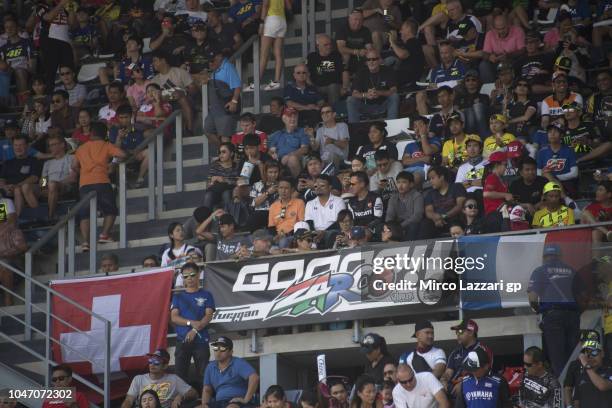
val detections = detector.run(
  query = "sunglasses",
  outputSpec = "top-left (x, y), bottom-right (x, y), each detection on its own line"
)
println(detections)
top-left (583, 348), bottom-right (601, 357)
top-left (464, 204), bottom-right (477, 210)
top-left (148, 358), bottom-right (163, 365)
top-left (182, 272), bottom-right (197, 279)
top-left (399, 376), bottom-right (414, 385)
top-left (212, 345), bottom-right (229, 352)
top-left (51, 375), bottom-right (67, 382)
top-left (60, 71), bottom-right (72, 76)
top-left (366, 58), bottom-right (379, 62)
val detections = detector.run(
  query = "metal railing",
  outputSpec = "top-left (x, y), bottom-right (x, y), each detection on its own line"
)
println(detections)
top-left (0, 260), bottom-right (111, 407)
top-left (117, 110), bottom-right (183, 248)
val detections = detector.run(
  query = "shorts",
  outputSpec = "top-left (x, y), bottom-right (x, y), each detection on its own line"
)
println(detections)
top-left (263, 15), bottom-right (287, 38)
top-left (78, 183), bottom-right (118, 219)
top-left (204, 112), bottom-right (238, 138)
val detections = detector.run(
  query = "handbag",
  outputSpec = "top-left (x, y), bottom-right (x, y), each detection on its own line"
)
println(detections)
top-left (0, 221), bottom-right (28, 258)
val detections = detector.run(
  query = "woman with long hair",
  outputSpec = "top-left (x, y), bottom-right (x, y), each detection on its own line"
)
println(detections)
top-left (506, 78), bottom-right (537, 140)
top-left (160, 222), bottom-right (202, 268)
top-left (333, 210), bottom-right (354, 249)
top-left (263, 385), bottom-right (292, 408)
top-left (382, 221), bottom-right (403, 243)
top-left (204, 142), bottom-right (241, 209)
top-left (139, 390), bottom-right (162, 408)
top-left (461, 197), bottom-right (484, 235)
top-left (482, 151), bottom-right (513, 232)
top-left (350, 376), bottom-right (382, 408)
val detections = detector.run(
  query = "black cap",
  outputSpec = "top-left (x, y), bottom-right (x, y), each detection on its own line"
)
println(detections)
top-left (360, 332), bottom-right (384, 353)
top-left (462, 347), bottom-right (489, 372)
top-left (218, 214), bottom-right (236, 226)
top-left (412, 320), bottom-right (434, 338)
top-left (211, 336), bottom-right (233, 349)
top-left (147, 348), bottom-right (170, 362)
top-left (413, 115), bottom-right (430, 125)
top-left (3, 119), bottom-right (19, 129)
top-left (447, 112), bottom-right (464, 124)
top-left (207, 48), bottom-right (223, 60)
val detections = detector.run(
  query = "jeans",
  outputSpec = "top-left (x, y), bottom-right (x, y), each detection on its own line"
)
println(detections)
top-left (347, 93), bottom-right (399, 123)
top-left (478, 60), bottom-right (498, 84)
top-left (463, 102), bottom-right (489, 136)
top-left (316, 83), bottom-right (342, 106)
top-left (542, 309), bottom-right (581, 377)
top-left (174, 341), bottom-right (210, 385)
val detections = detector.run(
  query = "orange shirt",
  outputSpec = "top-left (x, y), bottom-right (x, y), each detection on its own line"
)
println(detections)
top-left (75, 140), bottom-right (124, 187)
top-left (268, 198), bottom-right (305, 234)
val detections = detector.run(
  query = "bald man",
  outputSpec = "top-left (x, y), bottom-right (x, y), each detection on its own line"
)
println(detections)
top-left (283, 63), bottom-right (325, 127)
top-left (307, 34), bottom-right (346, 105)
top-left (392, 364), bottom-right (450, 408)
top-left (480, 14), bottom-right (525, 82)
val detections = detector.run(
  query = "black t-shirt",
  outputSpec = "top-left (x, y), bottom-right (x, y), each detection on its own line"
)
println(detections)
top-left (509, 176), bottom-right (548, 206)
top-left (306, 50), bottom-right (344, 87)
top-left (514, 52), bottom-right (554, 85)
top-left (335, 23), bottom-right (372, 51)
top-left (446, 15), bottom-right (479, 50)
top-left (183, 40), bottom-right (210, 74)
top-left (564, 360), bottom-right (612, 408)
top-left (152, 34), bottom-right (190, 66)
top-left (363, 354), bottom-right (396, 387)
top-left (519, 371), bottom-right (561, 408)
top-left (348, 192), bottom-right (384, 226)
top-left (396, 37), bottom-right (424, 86)
top-left (1, 156), bottom-right (43, 184)
top-left (429, 110), bottom-right (462, 141)
top-left (424, 183), bottom-right (467, 217)
top-left (208, 25), bottom-right (238, 55)
top-left (507, 98), bottom-right (538, 138)
top-left (352, 66), bottom-right (397, 105)
top-left (563, 122), bottom-right (603, 157)
top-left (355, 141), bottom-right (399, 169)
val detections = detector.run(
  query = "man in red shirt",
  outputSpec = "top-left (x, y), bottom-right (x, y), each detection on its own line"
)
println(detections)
top-left (229, 112), bottom-right (267, 159)
top-left (42, 364), bottom-right (89, 408)
top-left (483, 151), bottom-right (513, 233)
top-left (582, 181), bottom-right (612, 245)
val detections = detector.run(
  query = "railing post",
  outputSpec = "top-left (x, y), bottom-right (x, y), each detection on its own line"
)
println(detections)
top-left (119, 162), bottom-right (127, 249)
top-left (89, 195), bottom-right (97, 273)
top-left (24, 252), bottom-right (32, 341)
top-left (236, 54), bottom-right (242, 81)
top-left (156, 133), bottom-right (164, 216)
top-left (309, 0), bottom-right (316, 53)
top-left (58, 226), bottom-right (65, 278)
top-left (202, 84), bottom-right (209, 161)
top-left (147, 141), bottom-right (155, 220)
top-left (253, 37), bottom-right (261, 114)
top-left (68, 217), bottom-right (75, 275)
top-left (301, 0), bottom-right (308, 59)
top-left (348, 0), bottom-right (354, 13)
top-left (45, 290), bottom-right (51, 386)
top-left (250, 329), bottom-right (257, 353)
top-left (352, 319), bottom-right (360, 343)
top-left (325, 0), bottom-right (331, 36)
top-left (175, 112), bottom-right (183, 193)
top-left (104, 319), bottom-right (111, 408)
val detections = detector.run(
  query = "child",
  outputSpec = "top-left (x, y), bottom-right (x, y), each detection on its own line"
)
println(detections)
top-left (108, 105), bottom-right (148, 187)
top-left (483, 114), bottom-right (516, 158)
top-left (381, 381), bottom-right (395, 408)
top-left (71, 8), bottom-right (98, 62)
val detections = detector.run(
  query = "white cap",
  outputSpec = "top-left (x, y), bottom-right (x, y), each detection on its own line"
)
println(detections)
top-left (293, 221), bottom-right (311, 233)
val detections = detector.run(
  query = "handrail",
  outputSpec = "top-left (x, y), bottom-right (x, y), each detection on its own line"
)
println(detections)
top-left (230, 35), bottom-right (257, 64)
top-left (130, 110), bottom-right (181, 157)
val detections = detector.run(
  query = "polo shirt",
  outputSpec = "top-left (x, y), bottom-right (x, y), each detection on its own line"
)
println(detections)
top-left (212, 58), bottom-right (241, 90)
top-left (0, 156), bottom-right (42, 184)
top-left (283, 82), bottom-right (323, 106)
top-left (268, 198), bottom-right (305, 234)
top-left (268, 128), bottom-right (310, 159)
top-left (483, 25), bottom-right (525, 55)
top-left (305, 194), bottom-right (346, 231)
top-left (204, 357), bottom-right (256, 401)
top-left (171, 289), bottom-right (215, 343)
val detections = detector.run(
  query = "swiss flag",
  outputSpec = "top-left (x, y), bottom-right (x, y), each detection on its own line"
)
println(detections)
top-left (50, 268), bottom-right (174, 401)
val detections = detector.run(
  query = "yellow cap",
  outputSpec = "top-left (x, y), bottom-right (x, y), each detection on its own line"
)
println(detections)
top-left (490, 114), bottom-right (508, 125)
top-left (543, 182), bottom-right (562, 195)
top-left (465, 134), bottom-right (482, 145)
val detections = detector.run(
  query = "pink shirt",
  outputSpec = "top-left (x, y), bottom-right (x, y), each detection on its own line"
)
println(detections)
top-left (126, 81), bottom-right (148, 108)
top-left (483, 25), bottom-right (525, 55)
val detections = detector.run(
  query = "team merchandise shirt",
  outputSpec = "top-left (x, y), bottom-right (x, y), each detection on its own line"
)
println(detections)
top-left (347, 192), bottom-right (383, 226)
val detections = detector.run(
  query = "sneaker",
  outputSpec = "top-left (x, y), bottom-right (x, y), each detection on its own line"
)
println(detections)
top-left (80, 242), bottom-right (90, 252)
top-left (98, 234), bottom-right (115, 243)
top-left (263, 81), bottom-right (281, 91)
top-left (243, 83), bottom-right (255, 92)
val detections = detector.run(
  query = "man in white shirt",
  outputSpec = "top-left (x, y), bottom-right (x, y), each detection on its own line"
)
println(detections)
top-left (392, 364), bottom-right (450, 408)
top-left (399, 320), bottom-right (447, 379)
top-left (305, 174), bottom-right (345, 245)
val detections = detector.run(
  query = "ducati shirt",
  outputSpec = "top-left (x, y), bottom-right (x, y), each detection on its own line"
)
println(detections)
top-left (347, 192), bottom-right (383, 226)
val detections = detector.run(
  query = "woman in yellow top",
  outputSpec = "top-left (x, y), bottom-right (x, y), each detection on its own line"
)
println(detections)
top-left (483, 114), bottom-right (516, 158)
top-left (250, 0), bottom-right (292, 91)
top-left (419, 0), bottom-right (449, 47)
top-left (532, 182), bottom-right (575, 228)
top-left (441, 113), bottom-right (481, 170)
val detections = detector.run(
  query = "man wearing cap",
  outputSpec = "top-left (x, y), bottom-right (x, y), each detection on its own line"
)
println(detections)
top-left (202, 336), bottom-right (259, 408)
top-left (347, 48), bottom-right (399, 123)
top-left (480, 14), bottom-right (525, 83)
top-left (528, 244), bottom-right (585, 377)
top-left (514, 30), bottom-right (554, 95)
top-left (540, 71), bottom-right (583, 130)
top-left (361, 333), bottom-right (396, 386)
top-left (456, 69), bottom-right (490, 137)
top-left (392, 364), bottom-right (450, 408)
top-left (268, 108), bottom-right (310, 177)
top-left (122, 349), bottom-right (197, 408)
top-left (171, 262), bottom-right (215, 384)
top-left (401, 116), bottom-right (440, 189)
top-left (518, 346), bottom-right (561, 408)
top-left (399, 320), bottom-right (446, 379)
top-left (537, 123), bottom-right (578, 191)
top-left (215, 214), bottom-right (252, 260)
top-left (455, 136), bottom-right (485, 194)
top-left (441, 319), bottom-right (494, 397)
top-left (562, 101), bottom-right (603, 159)
top-left (268, 177), bottom-right (305, 248)
top-left (532, 182), bottom-right (575, 228)
top-left (563, 339), bottom-right (612, 407)
top-left (455, 347), bottom-right (511, 408)
top-left (441, 113), bottom-right (481, 170)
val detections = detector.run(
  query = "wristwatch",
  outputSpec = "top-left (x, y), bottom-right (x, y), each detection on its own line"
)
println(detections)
top-left (186, 320), bottom-right (191, 327)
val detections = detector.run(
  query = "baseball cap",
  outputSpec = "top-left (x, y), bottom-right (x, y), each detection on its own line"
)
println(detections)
top-left (463, 347), bottom-right (490, 372)
top-left (295, 229), bottom-right (315, 240)
top-left (490, 113), bottom-right (507, 125)
top-left (147, 349), bottom-right (170, 362)
top-left (525, 30), bottom-right (541, 41)
top-left (360, 332), bottom-right (384, 353)
top-left (542, 181), bottom-right (561, 195)
top-left (350, 226), bottom-right (366, 240)
top-left (412, 320), bottom-right (434, 338)
top-left (581, 339), bottom-right (603, 352)
top-left (547, 122), bottom-right (565, 133)
top-left (207, 48), bottom-right (223, 60)
top-left (509, 205), bottom-right (527, 222)
top-left (252, 229), bottom-right (272, 241)
top-left (451, 319), bottom-right (479, 334)
top-left (282, 107), bottom-right (298, 116)
top-left (464, 69), bottom-right (479, 79)
top-left (447, 112), bottom-right (463, 124)
top-left (543, 243), bottom-right (561, 256)
top-left (293, 221), bottom-right (311, 233)
top-left (488, 151), bottom-right (508, 164)
top-left (3, 119), bottom-right (18, 129)
top-left (218, 214), bottom-right (236, 226)
top-left (554, 56), bottom-right (572, 72)
top-left (465, 134), bottom-right (482, 146)
top-left (562, 101), bottom-right (582, 112)
top-left (552, 71), bottom-right (567, 82)
top-left (497, 62), bottom-right (513, 72)
top-left (413, 115), bottom-right (430, 125)
top-left (211, 336), bottom-right (234, 349)
top-left (506, 140), bottom-right (523, 158)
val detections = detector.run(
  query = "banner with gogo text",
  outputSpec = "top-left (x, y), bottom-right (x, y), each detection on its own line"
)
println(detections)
top-left (205, 240), bottom-right (457, 331)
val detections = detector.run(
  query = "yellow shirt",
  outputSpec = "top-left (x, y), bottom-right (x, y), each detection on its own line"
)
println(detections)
top-left (532, 206), bottom-right (575, 228)
top-left (483, 133), bottom-right (516, 158)
top-left (267, 0), bottom-right (285, 17)
top-left (442, 134), bottom-right (481, 166)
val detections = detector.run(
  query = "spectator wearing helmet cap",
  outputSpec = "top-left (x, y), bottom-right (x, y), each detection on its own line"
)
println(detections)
top-left (360, 333), bottom-right (396, 387)
top-left (540, 71), bottom-right (583, 129)
top-left (455, 136), bottom-right (485, 194)
top-left (483, 114), bottom-right (516, 159)
top-left (562, 101), bottom-right (603, 159)
top-left (482, 151), bottom-right (513, 232)
top-left (441, 113), bottom-right (481, 170)
top-left (455, 69), bottom-right (490, 137)
top-left (514, 30), bottom-right (554, 95)
top-left (532, 182), bottom-right (575, 228)
top-left (564, 337), bottom-right (612, 408)
top-left (537, 122), bottom-right (578, 193)
top-left (509, 157), bottom-right (548, 216)
top-left (268, 107), bottom-right (311, 177)
top-left (122, 348), bottom-right (198, 408)
top-left (480, 14), bottom-right (526, 84)
top-left (527, 243), bottom-right (585, 377)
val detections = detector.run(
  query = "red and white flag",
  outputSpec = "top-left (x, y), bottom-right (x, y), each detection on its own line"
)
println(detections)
top-left (50, 268), bottom-right (174, 376)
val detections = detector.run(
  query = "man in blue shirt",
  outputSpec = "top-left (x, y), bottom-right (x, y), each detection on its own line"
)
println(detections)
top-left (202, 336), bottom-right (259, 408)
top-left (268, 107), bottom-right (310, 177)
top-left (427, 41), bottom-right (467, 84)
top-left (536, 123), bottom-right (578, 195)
top-left (284, 63), bottom-right (325, 127)
top-left (228, 0), bottom-right (261, 40)
top-left (171, 262), bottom-right (215, 384)
top-left (455, 347), bottom-right (511, 408)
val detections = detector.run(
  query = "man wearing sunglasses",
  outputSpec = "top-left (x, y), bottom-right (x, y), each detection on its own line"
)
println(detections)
top-left (392, 364), bottom-right (449, 408)
top-left (563, 339), bottom-right (612, 408)
top-left (202, 336), bottom-right (259, 408)
top-left (518, 346), bottom-right (561, 408)
top-left (170, 262), bottom-right (215, 384)
top-left (123, 349), bottom-right (197, 408)
top-left (42, 364), bottom-right (89, 408)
